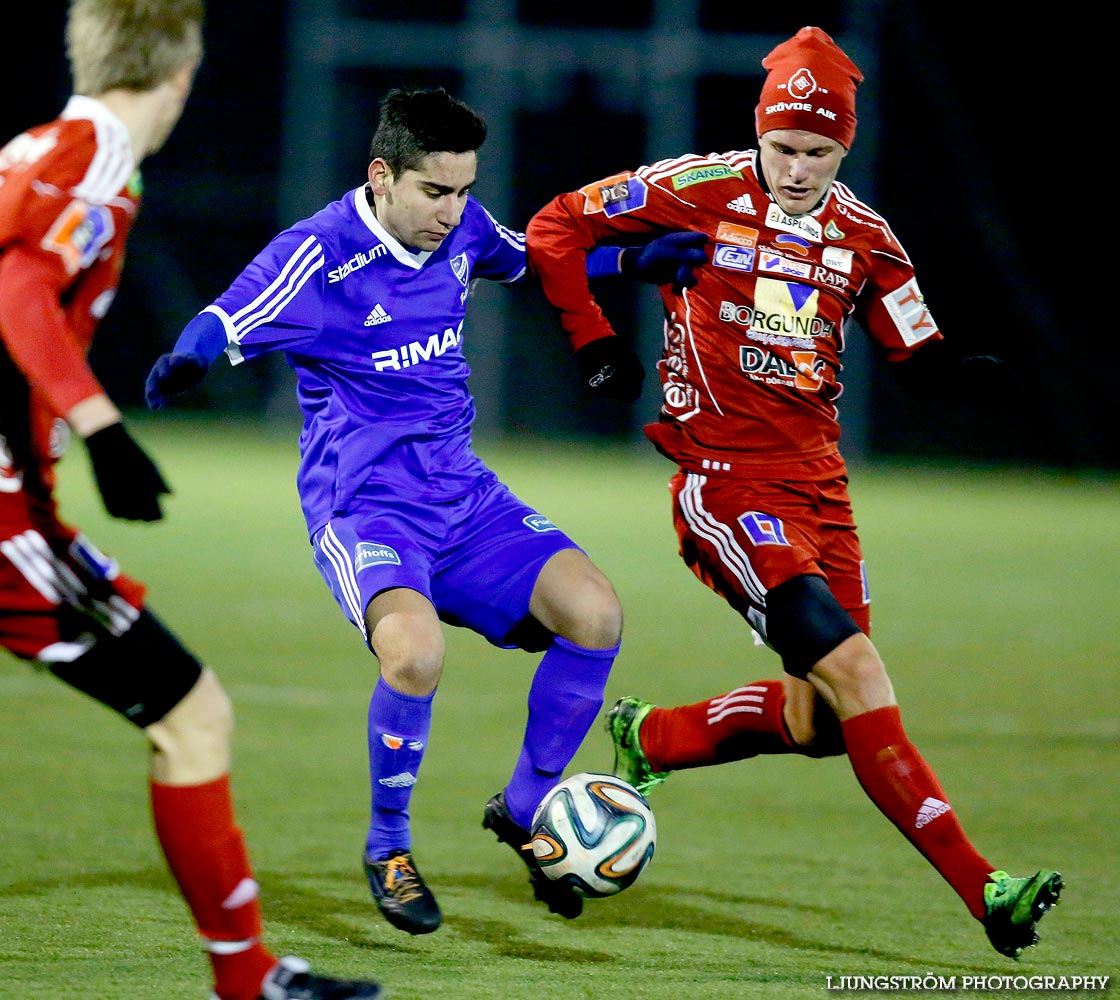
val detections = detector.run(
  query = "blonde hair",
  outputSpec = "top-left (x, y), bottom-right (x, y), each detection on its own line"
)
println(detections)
top-left (66, 0), bottom-right (204, 96)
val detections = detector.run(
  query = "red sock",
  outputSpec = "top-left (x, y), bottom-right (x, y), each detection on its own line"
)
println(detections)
top-left (641, 680), bottom-right (793, 772)
top-left (842, 706), bottom-right (994, 918)
top-left (150, 776), bottom-right (277, 1000)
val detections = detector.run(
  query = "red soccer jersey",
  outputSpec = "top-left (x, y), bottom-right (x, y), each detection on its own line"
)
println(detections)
top-left (0, 95), bottom-right (138, 497)
top-left (528, 149), bottom-right (942, 480)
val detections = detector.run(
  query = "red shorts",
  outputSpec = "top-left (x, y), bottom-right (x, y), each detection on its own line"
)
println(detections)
top-left (0, 493), bottom-right (146, 662)
top-left (668, 471), bottom-right (870, 639)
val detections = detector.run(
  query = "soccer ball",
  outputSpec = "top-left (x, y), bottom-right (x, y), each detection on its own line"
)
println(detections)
top-left (529, 772), bottom-right (656, 898)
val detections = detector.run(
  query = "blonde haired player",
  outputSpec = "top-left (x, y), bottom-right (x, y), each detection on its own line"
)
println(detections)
top-left (0, 3), bottom-right (381, 997)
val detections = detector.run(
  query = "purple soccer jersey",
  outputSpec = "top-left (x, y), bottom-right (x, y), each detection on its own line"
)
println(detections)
top-left (201, 185), bottom-right (527, 535)
top-left (199, 183), bottom-right (581, 646)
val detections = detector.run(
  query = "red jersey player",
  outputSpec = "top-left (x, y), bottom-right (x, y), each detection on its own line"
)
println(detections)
top-left (527, 25), bottom-right (1061, 959)
top-left (0, 3), bottom-right (380, 998)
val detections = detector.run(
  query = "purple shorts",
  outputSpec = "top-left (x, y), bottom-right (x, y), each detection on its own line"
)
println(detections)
top-left (312, 475), bottom-right (581, 649)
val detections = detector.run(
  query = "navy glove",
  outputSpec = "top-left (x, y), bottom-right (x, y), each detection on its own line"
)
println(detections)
top-left (84, 422), bottom-right (171, 522)
top-left (575, 336), bottom-right (645, 403)
top-left (621, 231), bottom-right (708, 289)
top-left (145, 351), bottom-right (210, 410)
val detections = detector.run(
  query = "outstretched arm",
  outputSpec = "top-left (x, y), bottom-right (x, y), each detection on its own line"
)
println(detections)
top-left (587, 230), bottom-right (708, 290)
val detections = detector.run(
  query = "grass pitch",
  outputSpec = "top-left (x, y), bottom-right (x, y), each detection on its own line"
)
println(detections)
top-left (1, 419), bottom-right (1116, 999)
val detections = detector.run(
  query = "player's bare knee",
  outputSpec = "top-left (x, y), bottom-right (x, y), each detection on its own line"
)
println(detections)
top-left (566, 583), bottom-right (623, 649)
top-left (811, 633), bottom-right (895, 718)
top-left (146, 668), bottom-right (234, 781)
top-left (370, 616), bottom-right (444, 694)
top-left (532, 551), bottom-right (623, 648)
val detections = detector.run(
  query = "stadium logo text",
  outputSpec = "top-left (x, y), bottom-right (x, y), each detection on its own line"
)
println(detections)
top-left (328, 243), bottom-right (388, 283)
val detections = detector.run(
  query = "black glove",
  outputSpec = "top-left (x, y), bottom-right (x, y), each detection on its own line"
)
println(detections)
top-left (620, 231), bottom-right (708, 289)
top-left (84, 422), bottom-right (171, 522)
top-left (575, 336), bottom-right (645, 403)
top-left (892, 342), bottom-right (1020, 408)
top-left (145, 351), bottom-right (210, 410)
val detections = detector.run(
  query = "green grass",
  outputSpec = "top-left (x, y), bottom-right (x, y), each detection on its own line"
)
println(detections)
top-left (2, 418), bottom-right (1117, 999)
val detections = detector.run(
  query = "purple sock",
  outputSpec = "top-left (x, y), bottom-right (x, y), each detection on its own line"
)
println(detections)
top-left (365, 675), bottom-right (433, 859)
top-left (504, 635), bottom-right (618, 828)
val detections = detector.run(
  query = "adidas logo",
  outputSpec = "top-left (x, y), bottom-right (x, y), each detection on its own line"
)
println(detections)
top-left (915, 796), bottom-right (951, 829)
top-left (378, 771), bottom-right (417, 788)
top-left (364, 303), bottom-right (392, 326)
top-left (726, 193), bottom-right (756, 215)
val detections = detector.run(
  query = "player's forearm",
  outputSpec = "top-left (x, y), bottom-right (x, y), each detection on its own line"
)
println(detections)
top-left (171, 308), bottom-right (228, 364)
top-left (527, 197), bottom-right (617, 350)
top-left (0, 247), bottom-right (107, 418)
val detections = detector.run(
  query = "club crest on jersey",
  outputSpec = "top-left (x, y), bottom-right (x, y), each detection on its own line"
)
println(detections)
top-left (450, 252), bottom-right (469, 286)
top-left (523, 514), bottom-right (559, 532)
top-left (354, 541), bottom-right (402, 571)
top-left (40, 199), bottom-right (114, 275)
top-left (738, 512), bottom-right (791, 546)
top-left (579, 172), bottom-right (648, 217)
top-left (825, 219), bottom-right (846, 240)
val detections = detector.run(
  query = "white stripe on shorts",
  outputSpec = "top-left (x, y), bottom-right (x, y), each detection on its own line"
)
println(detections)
top-left (318, 522), bottom-right (368, 640)
top-left (678, 474), bottom-right (765, 604)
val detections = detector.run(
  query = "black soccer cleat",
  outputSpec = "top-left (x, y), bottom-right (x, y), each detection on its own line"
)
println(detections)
top-left (363, 849), bottom-right (442, 935)
top-left (254, 955), bottom-right (382, 999)
top-left (482, 791), bottom-right (583, 919)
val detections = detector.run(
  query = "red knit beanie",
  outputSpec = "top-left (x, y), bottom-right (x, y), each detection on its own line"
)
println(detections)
top-left (754, 26), bottom-right (863, 148)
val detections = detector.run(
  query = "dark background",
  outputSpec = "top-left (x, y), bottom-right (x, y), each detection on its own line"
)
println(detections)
top-left (2, 4), bottom-right (1101, 469)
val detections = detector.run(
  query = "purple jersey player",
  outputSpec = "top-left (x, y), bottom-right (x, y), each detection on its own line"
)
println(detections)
top-left (145, 87), bottom-right (705, 936)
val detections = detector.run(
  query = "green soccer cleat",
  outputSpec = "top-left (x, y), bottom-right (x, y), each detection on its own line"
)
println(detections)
top-left (606, 696), bottom-right (672, 797)
top-left (982, 869), bottom-right (1063, 959)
